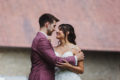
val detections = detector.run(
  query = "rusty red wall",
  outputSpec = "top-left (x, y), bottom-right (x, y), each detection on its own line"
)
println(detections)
top-left (0, 0), bottom-right (120, 51)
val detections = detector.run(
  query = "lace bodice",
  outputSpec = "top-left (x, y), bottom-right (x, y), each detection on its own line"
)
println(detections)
top-left (55, 51), bottom-right (73, 57)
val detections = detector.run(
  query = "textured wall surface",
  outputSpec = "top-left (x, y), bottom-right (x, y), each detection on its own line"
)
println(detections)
top-left (0, 48), bottom-right (31, 77)
top-left (82, 51), bottom-right (120, 80)
top-left (0, 0), bottom-right (120, 51)
top-left (0, 48), bottom-right (120, 80)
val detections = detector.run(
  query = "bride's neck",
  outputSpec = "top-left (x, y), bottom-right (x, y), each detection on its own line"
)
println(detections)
top-left (59, 39), bottom-right (70, 47)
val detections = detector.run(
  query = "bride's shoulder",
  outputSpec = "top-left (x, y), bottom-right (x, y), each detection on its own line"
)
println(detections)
top-left (75, 45), bottom-right (81, 51)
top-left (71, 44), bottom-right (81, 50)
top-left (71, 44), bottom-right (82, 54)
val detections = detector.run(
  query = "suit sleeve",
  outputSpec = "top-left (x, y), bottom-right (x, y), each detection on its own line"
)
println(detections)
top-left (37, 38), bottom-right (76, 66)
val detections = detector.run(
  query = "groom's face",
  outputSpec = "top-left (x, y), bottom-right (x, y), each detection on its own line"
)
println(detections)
top-left (47, 20), bottom-right (56, 36)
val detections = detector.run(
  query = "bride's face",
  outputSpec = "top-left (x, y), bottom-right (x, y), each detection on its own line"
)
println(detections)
top-left (56, 27), bottom-right (65, 39)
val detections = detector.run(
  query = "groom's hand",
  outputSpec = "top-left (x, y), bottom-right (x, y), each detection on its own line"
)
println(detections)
top-left (56, 60), bottom-right (71, 69)
top-left (75, 51), bottom-right (84, 61)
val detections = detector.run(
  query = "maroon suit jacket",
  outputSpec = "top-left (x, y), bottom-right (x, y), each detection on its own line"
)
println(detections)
top-left (29, 32), bottom-right (76, 80)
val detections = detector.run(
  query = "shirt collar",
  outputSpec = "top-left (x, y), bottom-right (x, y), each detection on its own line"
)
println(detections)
top-left (39, 31), bottom-right (48, 38)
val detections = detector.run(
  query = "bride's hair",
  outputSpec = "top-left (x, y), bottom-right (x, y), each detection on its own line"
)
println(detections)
top-left (58, 24), bottom-right (76, 45)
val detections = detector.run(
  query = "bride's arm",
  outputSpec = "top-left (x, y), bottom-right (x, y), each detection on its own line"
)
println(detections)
top-left (56, 46), bottom-right (84, 74)
top-left (68, 46), bottom-right (84, 74)
top-left (66, 60), bottom-right (84, 74)
top-left (56, 54), bottom-right (84, 74)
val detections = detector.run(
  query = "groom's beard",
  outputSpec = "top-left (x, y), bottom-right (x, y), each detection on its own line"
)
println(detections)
top-left (47, 29), bottom-right (53, 36)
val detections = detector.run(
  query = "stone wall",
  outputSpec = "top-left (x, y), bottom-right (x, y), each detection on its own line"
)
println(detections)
top-left (0, 48), bottom-right (120, 80)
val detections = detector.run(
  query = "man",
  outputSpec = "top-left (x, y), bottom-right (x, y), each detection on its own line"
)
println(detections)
top-left (29, 13), bottom-right (84, 80)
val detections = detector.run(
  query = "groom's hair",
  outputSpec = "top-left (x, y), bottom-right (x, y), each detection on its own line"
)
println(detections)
top-left (39, 13), bottom-right (59, 27)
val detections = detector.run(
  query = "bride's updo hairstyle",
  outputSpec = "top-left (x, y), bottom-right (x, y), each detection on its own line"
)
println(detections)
top-left (58, 24), bottom-right (76, 45)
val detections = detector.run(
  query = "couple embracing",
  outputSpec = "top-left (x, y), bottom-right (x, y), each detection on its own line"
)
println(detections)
top-left (29, 13), bottom-right (84, 80)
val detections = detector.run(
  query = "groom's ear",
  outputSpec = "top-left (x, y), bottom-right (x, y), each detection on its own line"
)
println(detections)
top-left (45, 22), bottom-right (49, 28)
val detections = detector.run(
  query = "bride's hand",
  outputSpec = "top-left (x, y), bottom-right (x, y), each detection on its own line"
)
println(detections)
top-left (56, 60), bottom-right (71, 69)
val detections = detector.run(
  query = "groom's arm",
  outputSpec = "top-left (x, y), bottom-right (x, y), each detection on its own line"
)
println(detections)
top-left (37, 38), bottom-right (77, 66)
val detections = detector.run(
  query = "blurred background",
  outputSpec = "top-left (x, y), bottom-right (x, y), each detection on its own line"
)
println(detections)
top-left (0, 0), bottom-right (120, 80)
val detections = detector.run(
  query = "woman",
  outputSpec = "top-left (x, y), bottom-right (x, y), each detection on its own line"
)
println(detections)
top-left (54, 24), bottom-right (84, 80)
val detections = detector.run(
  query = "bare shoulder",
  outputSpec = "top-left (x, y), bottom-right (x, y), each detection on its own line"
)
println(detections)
top-left (71, 44), bottom-right (82, 55)
top-left (72, 45), bottom-right (81, 51)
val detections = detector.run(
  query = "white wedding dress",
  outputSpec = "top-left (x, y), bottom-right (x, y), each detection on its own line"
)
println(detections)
top-left (55, 51), bottom-right (82, 80)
